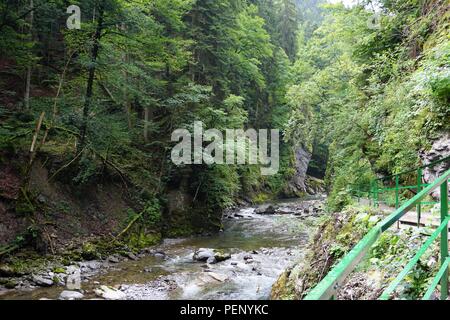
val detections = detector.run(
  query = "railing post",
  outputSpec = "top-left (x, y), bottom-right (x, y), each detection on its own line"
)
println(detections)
top-left (440, 179), bottom-right (448, 300)
top-left (370, 180), bottom-right (374, 207)
top-left (417, 168), bottom-right (422, 227)
top-left (374, 181), bottom-right (379, 208)
top-left (395, 175), bottom-right (399, 209)
top-left (395, 175), bottom-right (400, 229)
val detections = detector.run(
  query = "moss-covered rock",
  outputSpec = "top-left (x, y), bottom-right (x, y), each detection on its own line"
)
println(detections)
top-left (81, 242), bottom-right (100, 261)
top-left (127, 232), bottom-right (161, 249)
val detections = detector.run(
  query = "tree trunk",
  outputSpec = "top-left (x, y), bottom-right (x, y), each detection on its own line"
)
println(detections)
top-left (144, 107), bottom-right (151, 142)
top-left (24, 0), bottom-right (34, 110)
top-left (79, 2), bottom-right (105, 150)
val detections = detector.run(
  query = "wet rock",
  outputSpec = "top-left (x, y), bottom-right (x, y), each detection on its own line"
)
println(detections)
top-left (275, 207), bottom-right (294, 214)
top-left (32, 275), bottom-right (54, 287)
top-left (2, 280), bottom-right (17, 289)
top-left (107, 255), bottom-right (120, 263)
top-left (0, 265), bottom-right (22, 277)
top-left (208, 272), bottom-right (228, 282)
top-left (53, 274), bottom-right (66, 286)
top-left (66, 266), bottom-right (81, 290)
top-left (206, 257), bottom-right (217, 264)
top-left (79, 261), bottom-right (102, 271)
top-left (243, 254), bottom-right (253, 261)
top-left (154, 251), bottom-right (166, 259)
top-left (95, 285), bottom-right (126, 300)
top-left (59, 290), bottom-right (84, 300)
top-left (255, 204), bottom-right (276, 215)
top-left (193, 248), bottom-right (231, 263)
top-left (214, 251), bottom-right (231, 262)
top-left (193, 248), bottom-right (215, 262)
top-left (126, 252), bottom-right (138, 261)
top-left (66, 265), bottom-right (80, 274)
top-left (230, 262), bottom-right (238, 266)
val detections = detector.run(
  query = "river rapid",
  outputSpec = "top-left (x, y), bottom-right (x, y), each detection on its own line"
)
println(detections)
top-left (1, 198), bottom-right (323, 300)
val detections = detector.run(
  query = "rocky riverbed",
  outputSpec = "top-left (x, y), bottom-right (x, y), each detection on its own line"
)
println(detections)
top-left (0, 197), bottom-right (325, 300)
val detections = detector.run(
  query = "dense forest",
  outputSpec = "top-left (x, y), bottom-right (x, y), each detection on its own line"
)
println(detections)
top-left (0, 0), bottom-right (326, 251)
top-left (0, 0), bottom-right (449, 301)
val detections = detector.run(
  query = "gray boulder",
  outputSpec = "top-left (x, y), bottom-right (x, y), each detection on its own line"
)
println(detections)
top-left (32, 275), bottom-right (54, 287)
top-left (255, 204), bottom-right (276, 215)
top-left (193, 248), bottom-right (231, 263)
top-left (95, 285), bottom-right (126, 300)
top-left (193, 248), bottom-right (215, 261)
top-left (214, 250), bottom-right (231, 262)
top-left (59, 290), bottom-right (84, 300)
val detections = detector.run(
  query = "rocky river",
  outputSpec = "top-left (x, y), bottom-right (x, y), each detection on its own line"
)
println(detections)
top-left (0, 197), bottom-right (324, 300)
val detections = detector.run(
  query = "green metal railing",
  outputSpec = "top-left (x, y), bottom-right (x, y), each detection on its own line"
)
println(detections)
top-left (368, 155), bottom-right (450, 226)
top-left (304, 168), bottom-right (450, 300)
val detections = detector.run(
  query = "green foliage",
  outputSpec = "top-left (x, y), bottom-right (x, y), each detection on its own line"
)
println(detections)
top-left (368, 228), bottom-right (440, 300)
top-left (285, 0), bottom-right (449, 205)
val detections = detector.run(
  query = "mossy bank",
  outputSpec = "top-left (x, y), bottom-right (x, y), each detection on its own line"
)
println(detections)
top-left (271, 205), bottom-right (443, 300)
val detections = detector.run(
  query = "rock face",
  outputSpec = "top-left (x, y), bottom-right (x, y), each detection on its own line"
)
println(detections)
top-left (291, 147), bottom-right (312, 193)
top-left (283, 146), bottom-right (326, 196)
top-left (419, 132), bottom-right (450, 198)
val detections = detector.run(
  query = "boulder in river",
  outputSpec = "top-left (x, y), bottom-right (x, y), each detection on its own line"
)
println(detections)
top-left (95, 285), bottom-right (126, 300)
top-left (207, 272), bottom-right (228, 282)
top-left (206, 257), bottom-right (217, 264)
top-left (254, 204), bottom-right (276, 215)
top-left (59, 290), bottom-right (84, 300)
top-left (32, 275), bottom-right (54, 287)
top-left (193, 248), bottom-right (215, 261)
top-left (193, 248), bottom-right (231, 263)
top-left (214, 250), bottom-right (231, 262)
top-left (107, 255), bottom-right (120, 263)
top-left (275, 207), bottom-right (294, 215)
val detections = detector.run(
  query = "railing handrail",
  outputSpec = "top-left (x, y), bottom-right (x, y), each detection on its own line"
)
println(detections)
top-left (374, 155), bottom-right (450, 182)
top-left (304, 168), bottom-right (450, 300)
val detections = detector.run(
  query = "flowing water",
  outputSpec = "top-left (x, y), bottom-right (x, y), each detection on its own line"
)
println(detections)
top-left (2, 199), bottom-right (319, 300)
